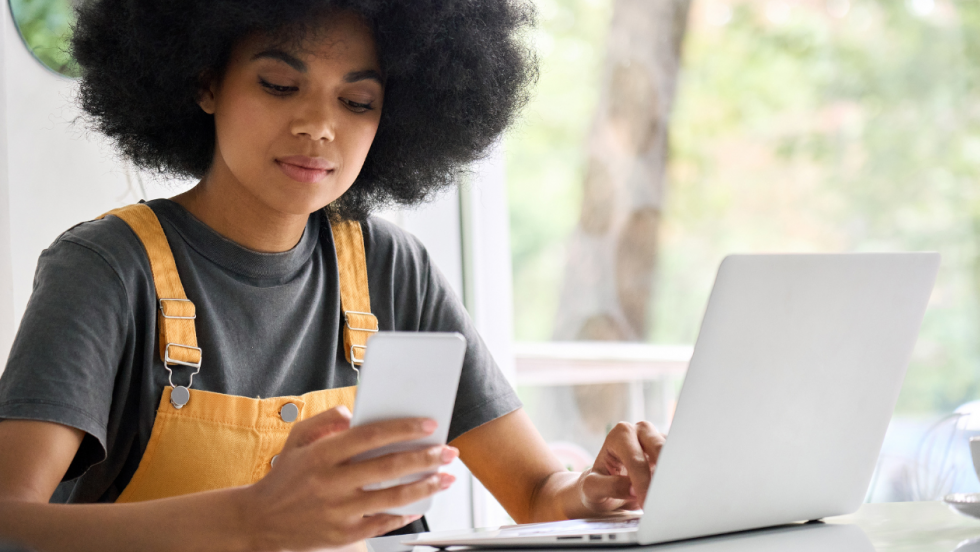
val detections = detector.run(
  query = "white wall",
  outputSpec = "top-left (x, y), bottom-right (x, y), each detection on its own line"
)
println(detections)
top-left (461, 144), bottom-right (515, 384)
top-left (3, 10), bottom-right (143, 338)
top-left (0, 4), bottom-right (13, 366)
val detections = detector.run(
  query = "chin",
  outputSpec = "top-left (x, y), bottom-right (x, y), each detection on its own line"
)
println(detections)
top-left (273, 195), bottom-right (340, 215)
top-left (263, 178), bottom-right (348, 216)
top-left (272, 196), bottom-right (335, 216)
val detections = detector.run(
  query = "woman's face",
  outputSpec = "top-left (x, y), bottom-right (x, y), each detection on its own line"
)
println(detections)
top-left (199, 12), bottom-right (383, 216)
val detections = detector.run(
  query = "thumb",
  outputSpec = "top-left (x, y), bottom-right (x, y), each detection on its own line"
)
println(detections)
top-left (284, 405), bottom-right (352, 450)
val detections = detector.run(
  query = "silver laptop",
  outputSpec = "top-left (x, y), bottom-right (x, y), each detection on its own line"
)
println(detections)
top-left (408, 253), bottom-right (939, 547)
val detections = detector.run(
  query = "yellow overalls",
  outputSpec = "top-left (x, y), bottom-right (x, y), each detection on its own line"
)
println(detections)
top-left (96, 204), bottom-right (378, 502)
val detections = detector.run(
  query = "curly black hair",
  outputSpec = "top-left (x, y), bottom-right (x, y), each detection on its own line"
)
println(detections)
top-left (71, 0), bottom-right (537, 220)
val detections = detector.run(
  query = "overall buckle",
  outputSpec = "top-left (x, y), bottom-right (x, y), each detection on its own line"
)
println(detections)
top-left (350, 344), bottom-right (367, 367)
top-left (159, 298), bottom-right (196, 320)
top-left (344, 311), bottom-right (378, 333)
top-left (164, 343), bottom-right (203, 369)
top-left (163, 343), bottom-right (202, 409)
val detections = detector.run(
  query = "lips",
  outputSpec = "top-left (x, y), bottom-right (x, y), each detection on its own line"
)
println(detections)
top-left (276, 155), bottom-right (336, 183)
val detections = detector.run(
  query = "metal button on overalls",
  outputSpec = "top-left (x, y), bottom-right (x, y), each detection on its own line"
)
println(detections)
top-left (97, 204), bottom-right (377, 503)
top-left (280, 403), bottom-right (299, 423)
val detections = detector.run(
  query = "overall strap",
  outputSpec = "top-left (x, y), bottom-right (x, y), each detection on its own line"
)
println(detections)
top-left (331, 219), bottom-right (378, 367)
top-left (100, 205), bottom-right (202, 374)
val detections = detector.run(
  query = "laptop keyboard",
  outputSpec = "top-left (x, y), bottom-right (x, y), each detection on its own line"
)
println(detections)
top-left (578, 519), bottom-right (640, 530)
top-left (501, 517), bottom-right (640, 537)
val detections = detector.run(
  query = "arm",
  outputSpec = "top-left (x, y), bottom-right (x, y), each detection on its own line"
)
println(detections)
top-left (453, 409), bottom-right (665, 524)
top-left (452, 409), bottom-right (568, 523)
top-left (0, 410), bottom-right (457, 552)
top-left (0, 419), bottom-right (254, 552)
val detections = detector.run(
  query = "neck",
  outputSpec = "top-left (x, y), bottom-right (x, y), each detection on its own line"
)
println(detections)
top-left (172, 168), bottom-right (309, 254)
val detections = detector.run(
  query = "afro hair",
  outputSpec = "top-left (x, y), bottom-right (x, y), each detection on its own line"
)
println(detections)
top-left (71, 0), bottom-right (537, 220)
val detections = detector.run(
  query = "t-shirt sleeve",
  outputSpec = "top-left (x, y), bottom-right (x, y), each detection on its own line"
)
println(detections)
top-left (0, 235), bottom-right (131, 479)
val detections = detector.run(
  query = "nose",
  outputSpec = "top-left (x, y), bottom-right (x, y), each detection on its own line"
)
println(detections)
top-left (290, 100), bottom-right (336, 142)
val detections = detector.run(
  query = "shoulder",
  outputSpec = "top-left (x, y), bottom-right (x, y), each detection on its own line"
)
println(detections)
top-left (40, 205), bottom-right (153, 291)
top-left (58, 211), bottom-right (139, 252)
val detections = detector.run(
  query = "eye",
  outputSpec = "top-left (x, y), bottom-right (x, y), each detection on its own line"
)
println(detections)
top-left (259, 77), bottom-right (299, 96)
top-left (342, 98), bottom-right (375, 113)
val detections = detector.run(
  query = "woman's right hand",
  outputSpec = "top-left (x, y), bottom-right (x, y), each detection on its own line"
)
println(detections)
top-left (242, 406), bottom-right (457, 551)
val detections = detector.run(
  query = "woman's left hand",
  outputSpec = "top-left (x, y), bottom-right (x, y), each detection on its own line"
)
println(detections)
top-left (576, 421), bottom-right (665, 513)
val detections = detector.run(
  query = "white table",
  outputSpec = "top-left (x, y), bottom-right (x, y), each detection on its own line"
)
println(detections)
top-left (827, 501), bottom-right (980, 551)
top-left (368, 501), bottom-right (980, 552)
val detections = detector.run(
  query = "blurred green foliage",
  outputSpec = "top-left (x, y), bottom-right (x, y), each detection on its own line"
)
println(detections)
top-left (506, 0), bottom-right (612, 341)
top-left (508, 0), bottom-right (980, 415)
top-left (9, 0), bottom-right (78, 77)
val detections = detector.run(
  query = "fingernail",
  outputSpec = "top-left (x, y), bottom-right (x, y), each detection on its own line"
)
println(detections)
top-left (439, 473), bottom-right (455, 490)
top-left (629, 486), bottom-right (636, 497)
top-left (422, 419), bottom-right (437, 433)
top-left (440, 446), bottom-right (459, 463)
top-left (408, 514), bottom-right (423, 522)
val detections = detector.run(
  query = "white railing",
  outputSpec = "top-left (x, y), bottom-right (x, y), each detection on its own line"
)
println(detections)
top-left (512, 341), bottom-right (693, 428)
top-left (513, 341), bottom-right (692, 386)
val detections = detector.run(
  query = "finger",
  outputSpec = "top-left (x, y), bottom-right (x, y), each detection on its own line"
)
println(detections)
top-left (350, 514), bottom-right (424, 541)
top-left (581, 472), bottom-right (632, 505)
top-left (606, 422), bottom-right (653, 507)
top-left (341, 446), bottom-right (458, 488)
top-left (310, 417), bottom-right (438, 466)
top-left (358, 472), bottom-right (454, 515)
top-left (284, 406), bottom-right (353, 450)
top-left (635, 421), bottom-right (666, 466)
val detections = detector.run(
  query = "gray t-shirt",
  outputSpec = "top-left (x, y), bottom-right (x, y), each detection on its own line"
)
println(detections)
top-left (0, 199), bottom-right (520, 504)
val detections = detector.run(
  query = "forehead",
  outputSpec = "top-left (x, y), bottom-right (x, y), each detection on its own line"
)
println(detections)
top-left (236, 11), bottom-right (380, 70)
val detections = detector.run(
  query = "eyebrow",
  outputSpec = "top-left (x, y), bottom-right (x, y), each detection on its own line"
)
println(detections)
top-left (251, 49), bottom-right (384, 86)
top-left (251, 49), bottom-right (306, 72)
top-left (344, 70), bottom-right (384, 86)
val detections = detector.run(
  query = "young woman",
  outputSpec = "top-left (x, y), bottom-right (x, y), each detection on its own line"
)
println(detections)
top-left (0, 1), bottom-right (665, 551)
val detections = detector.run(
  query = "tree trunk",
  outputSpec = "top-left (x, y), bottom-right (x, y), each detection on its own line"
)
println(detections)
top-left (553, 0), bottom-right (691, 344)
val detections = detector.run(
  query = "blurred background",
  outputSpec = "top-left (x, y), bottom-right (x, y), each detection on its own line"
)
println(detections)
top-left (6, 0), bottom-right (980, 529)
top-left (508, 0), bottom-right (980, 510)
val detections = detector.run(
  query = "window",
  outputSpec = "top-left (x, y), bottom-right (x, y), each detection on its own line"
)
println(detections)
top-left (9, 0), bottom-right (78, 77)
top-left (509, 0), bottom-right (980, 502)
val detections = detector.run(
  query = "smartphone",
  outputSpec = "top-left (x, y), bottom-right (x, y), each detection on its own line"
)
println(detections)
top-left (350, 331), bottom-right (467, 516)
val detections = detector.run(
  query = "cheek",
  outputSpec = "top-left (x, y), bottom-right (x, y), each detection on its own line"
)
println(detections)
top-left (214, 93), bottom-right (282, 169)
top-left (341, 118), bottom-right (381, 179)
